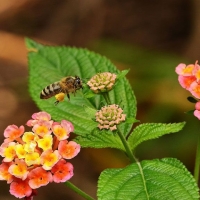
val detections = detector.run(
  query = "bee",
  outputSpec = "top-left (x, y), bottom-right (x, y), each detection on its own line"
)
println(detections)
top-left (40, 76), bottom-right (83, 105)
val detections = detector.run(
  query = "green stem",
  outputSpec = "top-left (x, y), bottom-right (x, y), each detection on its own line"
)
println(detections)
top-left (194, 135), bottom-right (200, 184)
top-left (117, 126), bottom-right (136, 163)
top-left (65, 181), bottom-right (95, 200)
top-left (102, 92), bottom-right (111, 105)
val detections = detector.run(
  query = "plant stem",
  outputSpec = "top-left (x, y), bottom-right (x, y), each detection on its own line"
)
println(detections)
top-left (194, 135), bottom-right (200, 184)
top-left (117, 126), bottom-right (136, 163)
top-left (102, 92), bottom-right (111, 105)
top-left (65, 181), bottom-right (95, 200)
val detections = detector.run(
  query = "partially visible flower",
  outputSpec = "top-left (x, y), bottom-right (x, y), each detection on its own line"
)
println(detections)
top-left (193, 64), bottom-right (200, 82)
top-left (0, 162), bottom-right (13, 183)
top-left (96, 104), bottom-right (126, 131)
top-left (51, 159), bottom-right (73, 183)
top-left (87, 72), bottom-right (117, 93)
top-left (175, 63), bottom-right (195, 76)
top-left (175, 61), bottom-right (200, 120)
top-left (194, 102), bottom-right (200, 120)
top-left (178, 75), bottom-right (196, 90)
top-left (24, 141), bottom-right (37, 153)
top-left (189, 82), bottom-right (200, 99)
top-left (58, 141), bottom-right (80, 159)
top-left (4, 125), bottom-right (24, 143)
top-left (28, 167), bottom-right (52, 189)
top-left (15, 144), bottom-right (26, 159)
top-left (10, 178), bottom-right (32, 198)
top-left (26, 111), bottom-right (52, 127)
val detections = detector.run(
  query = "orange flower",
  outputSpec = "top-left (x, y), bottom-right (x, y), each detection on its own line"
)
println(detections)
top-left (0, 162), bottom-right (13, 183)
top-left (8, 159), bottom-right (29, 180)
top-left (189, 82), bottom-right (200, 99)
top-left (52, 120), bottom-right (73, 141)
top-left (0, 142), bottom-right (16, 162)
top-left (58, 141), bottom-right (80, 159)
top-left (26, 111), bottom-right (52, 127)
top-left (10, 178), bottom-right (32, 198)
top-left (178, 75), bottom-right (196, 90)
top-left (28, 167), bottom-right (52, 189)
top-left (175, 63), bottom-right (195, 76)
top-left (51, 159), bottom-right (73, 183)
top-left (32, 121), bottom-right (51, 137)
top-left (4, 125), bottom-right (24, 143)
top-left (40, 150), bottom-right (61, 170)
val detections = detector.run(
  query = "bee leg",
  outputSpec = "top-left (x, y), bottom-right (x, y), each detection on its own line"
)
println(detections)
top-left (67, 93), bottom-right (70, 101)
top-left (54, 100), bottom-right (59, 106)
top-left (73, 87), bottom-right (76, 97)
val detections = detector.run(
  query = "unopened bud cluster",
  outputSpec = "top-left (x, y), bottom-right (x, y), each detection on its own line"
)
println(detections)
top-left (95, 104), bottom-right (126, 131)
top-left (87, 72), bottom-right (117, 93)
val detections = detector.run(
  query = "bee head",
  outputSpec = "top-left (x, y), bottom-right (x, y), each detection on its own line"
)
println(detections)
top-left (74, 76), bottom-right (83, 89)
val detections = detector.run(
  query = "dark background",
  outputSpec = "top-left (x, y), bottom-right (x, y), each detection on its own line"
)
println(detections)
top-left (0, 0), bottom-right (200, 199)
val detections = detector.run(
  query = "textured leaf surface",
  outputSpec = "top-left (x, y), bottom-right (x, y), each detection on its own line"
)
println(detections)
top-left (127, 122), bottom-right (185, 151)
top-left (98, 158), bottom-right (199, 200)
top-left (74, 129), bottom-right (125, 151)
top-left (26, 38), bottom-right (136, 136)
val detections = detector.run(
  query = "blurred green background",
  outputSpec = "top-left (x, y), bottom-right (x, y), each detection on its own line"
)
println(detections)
top-left (0, 0), bottom-right (199, 199)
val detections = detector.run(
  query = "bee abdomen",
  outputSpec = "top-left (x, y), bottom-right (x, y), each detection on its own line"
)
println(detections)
top-left (40, 82), bottom-right (61, 99)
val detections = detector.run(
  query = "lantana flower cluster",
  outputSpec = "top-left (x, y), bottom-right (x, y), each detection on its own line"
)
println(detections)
top-left (87, 72), bottom-right (117, 93)
top-left (175, 61), bottom-right (200, 119)
top-left (0, 111), bottom-right (80, 199)
top-left (96, 104), bottom-right (126, 131)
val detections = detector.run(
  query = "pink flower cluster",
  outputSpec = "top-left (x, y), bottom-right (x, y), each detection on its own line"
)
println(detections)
top-left (175, 61), bottom-right (200, 119)
top-left (95, 104), bottom-right (126, 131)
top-left (0, 111), bottom-right (80, 199)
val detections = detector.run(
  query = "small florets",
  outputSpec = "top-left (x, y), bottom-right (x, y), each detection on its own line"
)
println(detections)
top-left (87, 72), bottom-right (117, 93)
top-left (95, 104), bottom-right (126, 131)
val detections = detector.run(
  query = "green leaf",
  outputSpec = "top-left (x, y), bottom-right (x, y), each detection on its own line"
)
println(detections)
top-left (74, 129), bottom-right (125, 151)
top-left (187, 96), bottom-right (198, 103)
top-left (185, 110), bottom-right (195, 115)
top-left (26, 38), bottom-right (137, 136)
top-left (83, 105), bottom-right (97, 118)
top-left (125, 117), bottom-right (140, 124)
top-left (98, 158), bottom-right (199, 200)
top-left (83, 90), bottom-right (96, 99)
top-left (116, 69), bottom-right (130, 80)
top-left (127, 122), bottom-right (185, 151)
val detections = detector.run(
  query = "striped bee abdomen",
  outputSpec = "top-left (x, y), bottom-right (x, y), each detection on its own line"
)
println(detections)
top-left (40, 82), bottom-right (61, 99)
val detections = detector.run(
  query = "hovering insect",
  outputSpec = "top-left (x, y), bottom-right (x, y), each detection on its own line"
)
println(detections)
top-left (40, 76), bottom-right (83, 105)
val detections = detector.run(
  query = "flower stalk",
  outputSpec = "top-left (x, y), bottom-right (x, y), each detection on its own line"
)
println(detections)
top-left (194, 134), bottom-right (200, 184)
top-left (65, 181), bottom-right (95, 200)
top-left (116, 126), bottom-right (136, 163)
top-left (102, 92), bottom-right (111, 105)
